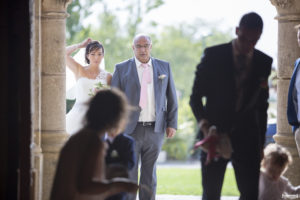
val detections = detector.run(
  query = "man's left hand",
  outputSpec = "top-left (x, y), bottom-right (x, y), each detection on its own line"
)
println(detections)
top-left (166, 127), bottom-right (176, 138)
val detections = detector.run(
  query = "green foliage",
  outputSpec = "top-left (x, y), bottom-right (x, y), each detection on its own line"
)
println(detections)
top-left (66, 0), bottom-right (97, 44)
top-left (162, 136), bottom-right (188, 160)
top-left (152, 23), bottom-right (232, 97)
top-left (145, 0), bottom-right (164, 12)
top-left (121, 0), bottom-right (165, 38)
top-left (66, 99), bottom-right (75, 114)
top-left (89, 9), bottom-right (132, 72)
top-left (162, 97), bottom-right (197, 160)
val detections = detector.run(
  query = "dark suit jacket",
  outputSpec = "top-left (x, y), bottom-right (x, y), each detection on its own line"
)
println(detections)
top-left (190, 42), bottom-right (272, 148)
top-left (105, 134), bottom-right (135, 200)
top-left (105, 134), bottom-right (135, 170)
top-left (287, 58), bottom-right (300, 131)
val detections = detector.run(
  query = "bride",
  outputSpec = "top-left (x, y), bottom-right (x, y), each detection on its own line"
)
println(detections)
top-left (66, 38), bottom-right (112, 135)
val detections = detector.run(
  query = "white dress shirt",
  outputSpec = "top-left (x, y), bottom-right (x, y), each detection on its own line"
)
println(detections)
top-left (135, 58), bottom-right (156, 122)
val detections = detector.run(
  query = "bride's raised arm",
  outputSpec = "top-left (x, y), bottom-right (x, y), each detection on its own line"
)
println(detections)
top-left (66, 38), bottom-right (92, 79)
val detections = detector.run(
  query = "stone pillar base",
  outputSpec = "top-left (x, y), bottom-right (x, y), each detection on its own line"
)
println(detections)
top-left (31, 145), bottom-right (43, 200)
top-left (274, 134), bottom-right (300, 187)
top-left (41, 132), bottom-right (69, 200)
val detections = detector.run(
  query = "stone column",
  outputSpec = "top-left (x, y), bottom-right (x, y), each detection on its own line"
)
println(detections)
top-left (270, 0), bottom-right (300, 187)
top-left (31, 0), bottom-right (43, 199)
top-left (40, 0), bottom-right (71, 199)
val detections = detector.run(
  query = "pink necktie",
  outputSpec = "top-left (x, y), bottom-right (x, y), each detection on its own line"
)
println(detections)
top-left (139, 63), bottom-right (152, 109)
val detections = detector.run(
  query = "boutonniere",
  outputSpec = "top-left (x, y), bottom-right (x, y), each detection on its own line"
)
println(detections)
top-left (259, 78), bottom-right (268, 89)
top-left (110, 150), bottom-right (119, 158)
top-left (158, 74), bottom-right (166, 80)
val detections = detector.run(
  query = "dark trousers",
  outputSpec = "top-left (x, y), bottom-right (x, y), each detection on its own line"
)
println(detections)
top-left (200, 129), bottom-right (261, 200)
top-left (106, 193), bottom-right (126, 200)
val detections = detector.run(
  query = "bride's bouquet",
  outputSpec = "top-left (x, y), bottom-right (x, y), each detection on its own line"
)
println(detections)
top-left (88, 82), bottom-right (109, 96)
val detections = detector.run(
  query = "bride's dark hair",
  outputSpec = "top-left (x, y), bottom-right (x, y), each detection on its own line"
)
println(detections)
top-left (85, 41), bottom-right (104, 64)
top-left (84, 88), bottom-right (130, 133)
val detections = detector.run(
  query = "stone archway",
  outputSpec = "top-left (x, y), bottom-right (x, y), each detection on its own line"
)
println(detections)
top-left (28, 0), bottom-right (300, 199)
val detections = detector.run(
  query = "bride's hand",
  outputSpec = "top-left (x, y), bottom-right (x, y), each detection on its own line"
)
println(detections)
top-left (79, 38), bottom-right (92, 48)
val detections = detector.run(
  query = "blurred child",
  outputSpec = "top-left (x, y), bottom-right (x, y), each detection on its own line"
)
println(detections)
top-left (105, 131), bottom-right (136, 200)
top-left (259, 143), bottom-right (300, 200)
top-left (50, 89), bottom-right (138, 200)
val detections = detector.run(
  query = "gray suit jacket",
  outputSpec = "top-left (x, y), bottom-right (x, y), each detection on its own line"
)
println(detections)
top-left (111, 57), bottom-right (178, 134)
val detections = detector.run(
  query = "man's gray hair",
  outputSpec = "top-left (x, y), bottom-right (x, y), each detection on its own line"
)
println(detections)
top-left (133, 33), bottom-right (152, 45)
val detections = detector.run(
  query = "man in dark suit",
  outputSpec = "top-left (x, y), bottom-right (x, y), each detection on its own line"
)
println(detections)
top-left (190, 12), bottom-right (272, 200)
top-left (105, 133), bottom-right (136, 200)
top-left (287, 24), bottom-right (300, 157)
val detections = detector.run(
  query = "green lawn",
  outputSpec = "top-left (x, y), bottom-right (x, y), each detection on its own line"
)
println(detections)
top-left (156, 167), bottom-right (240, 196)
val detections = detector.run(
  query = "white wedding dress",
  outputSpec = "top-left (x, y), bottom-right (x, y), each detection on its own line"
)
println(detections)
top-left (66, 70), bottom-right (109, 135)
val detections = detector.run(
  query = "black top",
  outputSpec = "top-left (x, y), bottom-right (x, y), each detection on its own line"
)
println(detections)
top-left (190, 42), bottom-right (272, 146)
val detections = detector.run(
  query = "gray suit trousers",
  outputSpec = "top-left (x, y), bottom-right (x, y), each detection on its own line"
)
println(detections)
top-left (126, 123), bottom-right (164, 200)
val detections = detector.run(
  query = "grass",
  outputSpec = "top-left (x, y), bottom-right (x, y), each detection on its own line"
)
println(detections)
top-left (156, 167), bottom-right (240, 196)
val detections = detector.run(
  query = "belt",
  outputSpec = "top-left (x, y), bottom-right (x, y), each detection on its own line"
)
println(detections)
top-left (138, 121), bottom-right (155, 126)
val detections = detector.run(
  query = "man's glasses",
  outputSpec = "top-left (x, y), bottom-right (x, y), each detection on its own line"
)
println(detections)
top-left (135, 44), bottom-right (151, 49)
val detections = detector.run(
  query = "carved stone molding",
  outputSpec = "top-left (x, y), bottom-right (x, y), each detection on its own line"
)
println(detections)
top-left (41, 132), bottom-right (68, 152)
top-left (41, 11), bottom-right (69, 20)
top-left (270, 0), bottom-right (293, 8)
top-left (270, 0), bottom-right (300, 17)
top-left (42, 0), bottom-right (72, 14)
top-left (56, 0), bottom-right (72, 5)
top-left (275, 14), bottom-right (300, 22)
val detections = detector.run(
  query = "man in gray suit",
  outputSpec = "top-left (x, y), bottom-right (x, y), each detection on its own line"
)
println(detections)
top-left (111, 33), bottom-right (178, 200)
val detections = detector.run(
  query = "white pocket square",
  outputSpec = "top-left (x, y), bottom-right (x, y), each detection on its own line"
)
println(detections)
top-left (158, 74), bottom-right (166, 80)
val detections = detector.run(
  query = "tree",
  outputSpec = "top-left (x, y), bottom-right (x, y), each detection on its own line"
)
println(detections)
top-left (152, 22), bottom-right (233, 97)
top-left (88, 6), bottom-right (131, 72)
top-left (66, 0), bottom-right (98, 45)
top-left (123, 0), bottom-right (165, 38)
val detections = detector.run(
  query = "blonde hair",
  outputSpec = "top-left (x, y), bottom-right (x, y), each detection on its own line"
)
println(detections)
top-left (262, 143), bottom-right (292, 170)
